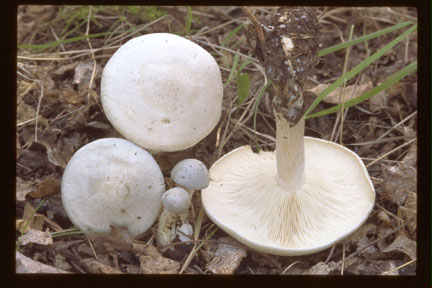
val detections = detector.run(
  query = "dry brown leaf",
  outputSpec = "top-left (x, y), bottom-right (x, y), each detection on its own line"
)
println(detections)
top-left (402, 144), bottom-right (417, 167)
top-left (53, 254), bottom-right (72, 271)
top-left (28, 175), bottom-right (61, 198)
top-left (76, 243), bottom-right (94, 257)
top-left (16, 177), bottom-right (36, 201)
top-left (17, 133), bottom-right (22, 160)
top-left (132, 241), bottom-right (148, 255)
top-left (25, 5), bottom-right (56, 24)
top-left (139, 245), bottom-right (180, 274)
top-left (205, 237), bottom-right (247, 274)
top-left (17, 202), bottom-right (45, 233)
top-left (345, 223), bottom-right (377, 255)
top-left (400, 192), bottom-right (417, 235)
top-left (382, 233), bottom-right (416, 260)
top-left (307, 83), bottom-right (374, 104)
top-left (382, 163), bottom-right (417, 205)
top-left (44, 89), bottom-right (85, 105)
top-left (16, 251), bottom-right (70, 274)
top-left (17, 102), bottom-right (36, 124)
top-left (37, 139), bottom-right (70, 169)
top-left (50, 62), bottom-right (78, 77)
top-left (369, 82), bottom-right (406, 112)
top-left (377, 211), bottom-right (393, 227)
top-left (17, 12), bottom-right (36, 44)
top-left (19, 229), bottom-right (53, 246)
top-left (303, 261), bottom-right (338, 275)
top-left (348, 260), bottom-right (398, 275)
top-left (87, 226), bottom-right (135, 252)
top-left (123, 264), bottom-right (141, 274)
top-left (81, 258), bottom-right (123, 274)
top-left (74, 61), bottom-right (97, 94)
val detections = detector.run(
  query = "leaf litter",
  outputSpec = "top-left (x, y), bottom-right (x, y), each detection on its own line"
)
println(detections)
top-left (16, 6), bottom-right (417, 275)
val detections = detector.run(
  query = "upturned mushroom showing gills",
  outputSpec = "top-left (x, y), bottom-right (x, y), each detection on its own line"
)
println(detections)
top-left (201, 8), bottom-right (375, 256)
top-left (61, 138), bottom-right (165, 236)
top-left (101, 33), bottom-right (223, 152)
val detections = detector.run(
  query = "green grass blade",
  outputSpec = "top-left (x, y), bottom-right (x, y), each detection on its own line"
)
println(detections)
top-left (221, 23), bottom-right (244, 47)
top-left (237, 72), bottom-right (250, 105)
top-left (17, 31), bottom-right (126, 51)
top-left (253, 80), bottom-right (273, 151)
top-left (318, 21), bottom-right (414, 58)
top-left (185, 6), bottom-right (193, 35)
top-left (306, 61), bottom-right (417, 119)
top-left (223, 54), bottom-right (240, 88)
top-left (305, 23), bottom-right (417, 117)
top-left (193, 207), bottom-right (205, 241)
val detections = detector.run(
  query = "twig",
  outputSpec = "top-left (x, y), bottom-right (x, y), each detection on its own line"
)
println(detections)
top-left (17, 116), bottom-right (43, 127)
top-left (193, 38), bottom-right (258, 63)
top-left (376, 111), bottom-right (417, 141)
top-left (325, 244), bottom-right (336, 263)
top-left (85, 234), bottom-right (99, 261)
top-left (340, 242), bottom-right (346, 275)
top-left (375, 203), bottom-right (404, 222)
top-left (381, 258), bottom-right (416, 275)
top-left (365, 138), bottom-right (416, 168)
top-left (85, 6), bottom-right (98, 103)
top-left (194, 17), bottom-right (246, 37)
top-left (281, 260), bottom-right (303, 274)
top-left (34, 81), bottom-right (44, 143)
top-left (241, 6), bottom-right (265, 45)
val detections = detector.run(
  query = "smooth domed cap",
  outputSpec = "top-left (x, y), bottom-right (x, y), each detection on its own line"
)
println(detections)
top-left (171, 159), bottom-right (209, 190)
top-left (162, 187), bottom-right (190, 215)
top-left (201, 138), bottom-right (375, 256)
top-left (61, 138), bottom-right (165, 236)
top-left (101, 33), bottom-right (223, 152)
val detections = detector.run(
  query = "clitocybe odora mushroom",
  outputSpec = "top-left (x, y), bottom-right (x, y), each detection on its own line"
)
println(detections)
top-left (101, 33), bottom-right (223, 152)
top-left (171, 158), bottom-right (210, 198)
top-left (61, 138), bottom-right (165, 236)
top-left (157, 187), bottom-right (191, 246)
top-left (201, 8), bottom-right (375, 256)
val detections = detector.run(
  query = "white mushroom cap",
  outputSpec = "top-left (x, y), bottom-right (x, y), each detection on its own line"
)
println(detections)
top-left (61, 138), bottom-right (165, 236)
top-left (101, 33), bottom-right (223, 152)
top-left (170, 159), bottom-right (209, 190)
top-left (162, 187), bottom-right (191, 215)
top-left (201, 138), bottom-right (375, 256)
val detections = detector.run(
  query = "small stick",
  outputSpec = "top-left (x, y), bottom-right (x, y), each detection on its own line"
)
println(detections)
top-left (85, 234), bottom-right (99, 261)
top-left (381, 258), bottom-right (416, 275)
top-left (85, 6), bottom-right (99, 104)
top-left (365, 138), bottom-right (416, 168)
top-left (241, 6), bottom-right (265, 45)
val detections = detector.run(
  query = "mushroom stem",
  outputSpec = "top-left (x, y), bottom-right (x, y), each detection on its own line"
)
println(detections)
top-left (275, 115), bottom-right (305, 191)
top-left (185, 188), bottom-right (194, 199)
top-left (157, 209), bottom-right (177, 246)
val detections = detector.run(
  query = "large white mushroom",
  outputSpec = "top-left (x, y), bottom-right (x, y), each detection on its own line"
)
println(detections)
top-left (201, 8), bottom-right (375, 256)
top-left (100, 33), bottom-right (223, 152)
top-left (61, 138), bottom-right (165, 236)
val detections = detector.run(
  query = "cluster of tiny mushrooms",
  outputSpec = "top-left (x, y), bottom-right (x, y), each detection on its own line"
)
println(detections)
top-left (61, 7), bottom-right (375, 257)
